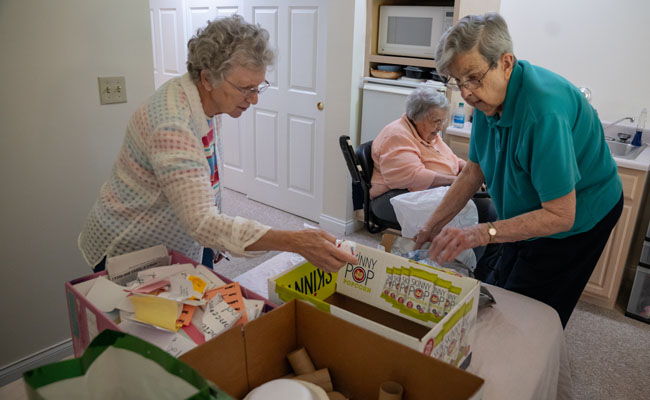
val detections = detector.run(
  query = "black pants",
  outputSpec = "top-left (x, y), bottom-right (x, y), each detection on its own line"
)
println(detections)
top-left (475, 194), bottom-right (624, 328)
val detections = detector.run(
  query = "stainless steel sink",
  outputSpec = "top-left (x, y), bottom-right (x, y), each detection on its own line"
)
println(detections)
top-left (605, 138), bottom-right (646, 159)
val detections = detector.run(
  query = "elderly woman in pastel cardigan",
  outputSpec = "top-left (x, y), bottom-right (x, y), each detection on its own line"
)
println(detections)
top-left (369, 88), bottom-right (466, 220)
top-left (78, 16), bottom-right (356, 274)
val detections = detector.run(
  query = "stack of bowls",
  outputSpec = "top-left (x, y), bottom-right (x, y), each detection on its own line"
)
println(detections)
top-left (404, 66), bottom-right (429, 79)
top-left (370, 64), bottom-right (403, 79)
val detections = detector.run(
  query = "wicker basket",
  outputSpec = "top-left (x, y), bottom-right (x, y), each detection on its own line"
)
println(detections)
top-left (370, 69), bottom-right (402, 79)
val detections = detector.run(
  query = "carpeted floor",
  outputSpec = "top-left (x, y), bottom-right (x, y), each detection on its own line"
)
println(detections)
top-left (219, 188), bottom-right (650, 400)
top-left (564, 301), bottom-right (650, 400)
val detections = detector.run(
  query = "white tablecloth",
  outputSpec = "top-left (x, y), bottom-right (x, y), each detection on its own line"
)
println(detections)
top-left (466, 285), bottom-right (573, 400)
top-left (235, 253), bottom-right (573, 400)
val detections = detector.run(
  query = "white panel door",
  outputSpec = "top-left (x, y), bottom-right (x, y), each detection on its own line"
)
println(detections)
top-left (240, 0), bottom-right (327, 221)
top-left (185, 0), bottom-right (217, 39)
top-left (150, 0), bottom-right (186, 88)
top-left (149, 0), bottom-right (326, 221)
top-left (151, 1), bottom-right (243, 90)
top-left (216, 2), bottom-right (241, 18)
top-left (182, 1), bottom-right (249, 193)
top-left (208, 1), bottom-right (250, 193)
top-left (185, 0), bottom-right (242, 38)
top-left (150, 0), bottom-right (249, 192)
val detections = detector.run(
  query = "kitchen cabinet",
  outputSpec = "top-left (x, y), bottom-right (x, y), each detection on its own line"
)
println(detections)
top-left (443, 129), bottom-right (470, 160)
top-left (442, 124), bottom-right (471, 160)
top-left (582, 167), bottom-right (650, 309)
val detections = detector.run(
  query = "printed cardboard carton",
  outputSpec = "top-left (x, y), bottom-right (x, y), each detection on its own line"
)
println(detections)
top-left (180, 300), bottom-right (484, 400)
top-left (268, 242), bottom-right (480, 367)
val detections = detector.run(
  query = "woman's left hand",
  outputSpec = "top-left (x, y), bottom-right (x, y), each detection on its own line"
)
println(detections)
top-left (428, 225), bottom-right (484, 264)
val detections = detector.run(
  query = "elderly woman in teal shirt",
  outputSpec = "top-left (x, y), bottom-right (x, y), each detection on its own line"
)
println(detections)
top-left (415, 13), bottom-right (623, 327)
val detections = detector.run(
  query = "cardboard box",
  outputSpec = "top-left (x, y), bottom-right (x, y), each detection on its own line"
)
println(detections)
top-left (267, 242), bottom-right (480, 368)
top-left (180, 299), bottom-right (484, 400)
top-left (65, 251), bottom-right (277, 357)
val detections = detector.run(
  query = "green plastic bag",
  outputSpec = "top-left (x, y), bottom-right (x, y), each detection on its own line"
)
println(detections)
top-left (23, 329), bottom-right (233, 400)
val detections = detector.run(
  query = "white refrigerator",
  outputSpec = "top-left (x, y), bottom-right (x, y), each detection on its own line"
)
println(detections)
top-left (360, 77), bottom-right (445, 144)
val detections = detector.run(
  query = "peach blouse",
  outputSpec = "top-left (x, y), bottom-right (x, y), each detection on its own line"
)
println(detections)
top-left (370, 114), bottom-right (463, 198)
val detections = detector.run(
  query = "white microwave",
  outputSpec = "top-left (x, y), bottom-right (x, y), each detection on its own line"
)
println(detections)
top-left (378, 5), bottom-right (454, 59)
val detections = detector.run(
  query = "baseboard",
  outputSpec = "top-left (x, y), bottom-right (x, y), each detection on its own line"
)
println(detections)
top-left (319, 213), bottom-right (360, 236)
top-left (0, 339), bottom-right (73, 387)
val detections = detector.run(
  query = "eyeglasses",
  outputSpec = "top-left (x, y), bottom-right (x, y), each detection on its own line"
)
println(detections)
top-left (446, 67), bottom-right (492, 91)
top-left (425, 118), bottom-right (447, 128)
top-left (224, 78), bottom-right (271, 98)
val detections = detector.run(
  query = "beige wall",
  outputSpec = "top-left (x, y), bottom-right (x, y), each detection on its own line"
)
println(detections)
top-left (500, 0), bottom-right (649, 122)
top-left (0, 0), bottom-right (154, 367)
top-left (321, 0), bottom-right (366, 234)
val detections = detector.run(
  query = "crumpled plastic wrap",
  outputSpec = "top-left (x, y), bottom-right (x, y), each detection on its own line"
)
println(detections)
top-left (387, 233), bottom-right (477, 272)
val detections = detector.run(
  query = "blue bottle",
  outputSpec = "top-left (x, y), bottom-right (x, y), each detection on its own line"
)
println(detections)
top-left (453, 102), bottom-right (465, 128)
top-left (632, 107), bottom-right (646, 147)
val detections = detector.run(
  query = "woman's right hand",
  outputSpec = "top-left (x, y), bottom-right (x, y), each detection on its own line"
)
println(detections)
top-left (291, 229), bottom-right (358, 273)
top-left (246, 228), bottom-right (358, 273)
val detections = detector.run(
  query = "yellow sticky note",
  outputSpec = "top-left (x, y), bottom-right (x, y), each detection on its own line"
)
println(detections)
top-left (187, 275), bottom-right (207, 295)
top-left (130, 294), bottom-right (181, 331)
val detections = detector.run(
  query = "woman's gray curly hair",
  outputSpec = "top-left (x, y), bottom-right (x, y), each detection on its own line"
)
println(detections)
top-left (187, 15), bottom-right (275, 85)
top-left (434, 12), bottom-right (513, 75)
top-left (405, 87), bottom-right (449, 123)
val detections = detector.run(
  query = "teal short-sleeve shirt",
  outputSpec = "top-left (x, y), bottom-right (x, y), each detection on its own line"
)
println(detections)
top-left (469, 60), bottom-right (622, 239)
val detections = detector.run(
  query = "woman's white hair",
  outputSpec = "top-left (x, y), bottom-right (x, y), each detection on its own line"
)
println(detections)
top-left (405, 87), bottom-right (449, 122)
top-left (434, 12), bottom-right (513, 75)
top-left (187, 15), bottom-right (275, 85)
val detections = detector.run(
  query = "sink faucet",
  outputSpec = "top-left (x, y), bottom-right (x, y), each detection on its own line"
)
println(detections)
top-left (604, 116), bottom-right (635, 130)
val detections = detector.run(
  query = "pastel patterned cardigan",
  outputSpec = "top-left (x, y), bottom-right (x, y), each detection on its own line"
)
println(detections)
top-left (79, 73), bottom-right (270, 266)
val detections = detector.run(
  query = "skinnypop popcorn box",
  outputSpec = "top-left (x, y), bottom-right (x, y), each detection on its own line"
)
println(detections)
top-left (268, 241), bottom-right (480, 368)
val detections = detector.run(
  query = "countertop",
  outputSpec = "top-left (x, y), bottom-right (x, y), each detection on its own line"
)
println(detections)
top-left (444, 122), bottom-right (650, 171)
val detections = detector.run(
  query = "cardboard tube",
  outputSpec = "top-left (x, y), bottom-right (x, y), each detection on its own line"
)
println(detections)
top-left (327, 391), bottom-right (348, 400)
top-left (287, 347), bottom-right (316, 375)
top-left (378, 381), bottom-right (403, 400)
top-left (292, 368), bottom-right (333, 392)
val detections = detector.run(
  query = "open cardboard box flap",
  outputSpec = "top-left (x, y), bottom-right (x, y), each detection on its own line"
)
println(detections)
top-left (180, 300), bottom-right (483, 400)
top-left (380, 232), bottom-right (399, 253)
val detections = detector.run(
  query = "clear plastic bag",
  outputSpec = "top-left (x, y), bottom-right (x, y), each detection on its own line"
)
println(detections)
top-left (389, 187), bottom-right (478, 239)
top-left (389, 187), bottom-right (479, 270)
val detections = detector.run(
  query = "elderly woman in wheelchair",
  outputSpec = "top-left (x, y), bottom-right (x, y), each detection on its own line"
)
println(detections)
top-left (369, 87), bottom-right (494, 227)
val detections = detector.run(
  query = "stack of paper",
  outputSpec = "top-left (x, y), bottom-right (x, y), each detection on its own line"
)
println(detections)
top-left (75, 246), bottom-right (266, 357)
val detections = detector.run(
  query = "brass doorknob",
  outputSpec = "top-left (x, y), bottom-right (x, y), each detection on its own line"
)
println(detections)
top-left (317, 102), bottom-right (324, 111)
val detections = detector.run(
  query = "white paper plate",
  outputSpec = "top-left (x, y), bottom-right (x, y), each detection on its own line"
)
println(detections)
top-left (244, 378), bottom-right (328, 400)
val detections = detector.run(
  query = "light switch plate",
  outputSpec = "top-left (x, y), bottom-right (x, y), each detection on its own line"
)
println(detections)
top-left (98, 76), bottom-right (127, 105)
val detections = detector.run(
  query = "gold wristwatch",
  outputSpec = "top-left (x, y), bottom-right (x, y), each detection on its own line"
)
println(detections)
top-left (487, 222), bottom-right (497, 243)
